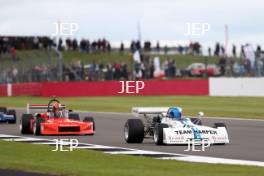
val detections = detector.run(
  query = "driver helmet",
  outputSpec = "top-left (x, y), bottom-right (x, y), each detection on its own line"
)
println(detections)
top-left (52, 102), bottom-right (60, 113)
top-left (167, 107), bottom-right (182, 120)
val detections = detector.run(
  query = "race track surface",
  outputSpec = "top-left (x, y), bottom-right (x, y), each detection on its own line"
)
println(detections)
top-left (0, 169), bottom-right (57, 176)
top-left (1, 109), bottom-right (264, 162)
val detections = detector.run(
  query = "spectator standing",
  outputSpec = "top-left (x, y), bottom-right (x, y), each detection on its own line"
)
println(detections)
top-left (107, 42), bottom-right (111, 52)
top-left (240, 45), bottom-right (245, 58)
top-left (208, 47), bottom-right (211, 57)
top-left (232, 44), bottom-right (236, 58)
top-left (72, 39), bottom-right (78, 51)
top-left (218, 57), bottom-right (226, 76)
top-left (10, 47), bottom-right (19, 61)
top-left (214, 42), bottom-right (220, 56)
top-left (120, 42), bottom-right (124, 53)
top-left (156, 41), bottom-right (160, 53)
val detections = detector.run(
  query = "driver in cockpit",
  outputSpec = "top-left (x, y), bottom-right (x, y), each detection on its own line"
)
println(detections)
top-left (166, 107), bottom-right (193, 128)
top-left (51, 102), bottom-right (63, 118)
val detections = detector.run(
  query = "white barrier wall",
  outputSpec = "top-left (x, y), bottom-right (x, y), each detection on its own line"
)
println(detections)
top-left (209, 78), bottom-right (264, 96)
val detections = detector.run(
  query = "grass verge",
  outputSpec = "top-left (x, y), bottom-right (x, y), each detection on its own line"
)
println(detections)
top-left (0, 141), bottom-right (263, 176)
top-left (1, 50), bottom-right (220, 71)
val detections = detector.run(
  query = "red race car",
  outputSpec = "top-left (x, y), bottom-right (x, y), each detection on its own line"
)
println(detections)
top-left (20, 98), bottom-right (95, 136)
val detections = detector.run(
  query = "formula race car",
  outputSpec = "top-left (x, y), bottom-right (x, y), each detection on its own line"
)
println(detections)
top-left (0, 107), bottom-right (16, 124)
top-left (20, 98), bottom-right (95, 135)
top-left (124, 107), bottom-right (229, 145)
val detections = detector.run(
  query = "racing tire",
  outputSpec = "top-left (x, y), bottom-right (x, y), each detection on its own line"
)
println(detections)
top-left (213, 123), bottom-right (227, 129)
top-left (34, 117), bottom-right (45, 136)
top-left (69, 113), bottom-right (80, 121)
top-left (0, 107), bottom-right (7, 114)
top-left (191, 118), bottom-right (202, 125)
top-left (124, 119), bottom-right (144, 143)
top-left (20, 114), bottom-right (33, 134)
top-left (83, 117), bottom-right (96, 131)
top-left (153, 123), bottom-right (169, 145)
top-left (7, 109), bottom-right (16, 124)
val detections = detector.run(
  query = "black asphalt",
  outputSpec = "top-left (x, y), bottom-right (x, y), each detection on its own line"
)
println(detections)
top-left (0, 169), bottom-right (58, 176)
top-left (1, 109), bottom-right (264, 162)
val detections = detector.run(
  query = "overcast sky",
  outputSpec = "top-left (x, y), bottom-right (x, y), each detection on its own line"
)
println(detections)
top-left (0, 0), bottom-right (263, 51)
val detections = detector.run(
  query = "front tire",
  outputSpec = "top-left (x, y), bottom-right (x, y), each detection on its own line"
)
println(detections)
top-left (7, 110), bottom-right (16, 124)
top-left (83, 117), bottom-right (95, 131)
top-left (153, 123), bottom-right (169, 145)
top-left (20, 114), bottom-right (33, 134)
top-left (124, 119), bottom-right (144, 143)
top-left (34, 117), bottom-right (45, 135)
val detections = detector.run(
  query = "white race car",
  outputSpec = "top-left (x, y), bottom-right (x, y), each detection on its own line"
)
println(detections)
top-left (124, 107), bottom-right (229, 145)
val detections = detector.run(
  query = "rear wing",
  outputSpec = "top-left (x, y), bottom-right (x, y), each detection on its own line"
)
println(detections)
top-left (27, 104), bottom-right (66, 113)
top-left (132, 107), bottom-right (170, 116)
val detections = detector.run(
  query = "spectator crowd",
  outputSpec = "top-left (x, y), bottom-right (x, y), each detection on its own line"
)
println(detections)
top-left (0, 36), bottom-right (264, 83)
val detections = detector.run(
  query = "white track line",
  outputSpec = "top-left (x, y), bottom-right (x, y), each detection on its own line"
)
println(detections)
top-left (1, 134), bottom-right (264, 167)
top-left (106, 150), bottom-right (168, 155)
top-left (162, 156), bottom-right (264, 167)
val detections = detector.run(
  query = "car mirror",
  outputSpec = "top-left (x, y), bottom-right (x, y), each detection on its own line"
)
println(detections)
top-left (161, 112), bottom-right (167, 117)
top-left (198, 112), bottom-right (204, 118)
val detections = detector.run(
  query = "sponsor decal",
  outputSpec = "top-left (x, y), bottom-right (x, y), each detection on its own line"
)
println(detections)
top-left (174, 129), bottom-right (217, 135)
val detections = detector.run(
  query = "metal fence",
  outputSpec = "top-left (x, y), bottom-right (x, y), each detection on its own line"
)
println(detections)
top-left (1, 49), bottom-right (264, 84)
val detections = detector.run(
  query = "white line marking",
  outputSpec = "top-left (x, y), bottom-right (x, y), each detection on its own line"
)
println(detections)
top-left (1, 134), bottom-right (264, 167)
top-left (106, 150), bottom-right (167, 155)
top-left (76, 145), bottom-right (114, 149)
top-left (33, 142), bottom-right (57, 145)
top-left (0, 134), bottom-right (20, 138)
top-left (162, 156), bottom-right (264, 167)
top-left (8, 138), bottom-right (49, 142)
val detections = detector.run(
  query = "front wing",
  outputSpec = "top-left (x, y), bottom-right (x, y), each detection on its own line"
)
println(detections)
top-left (40, 122), bottom-right (94, 135)
top-left (163, 127), bottom-right (229, 144)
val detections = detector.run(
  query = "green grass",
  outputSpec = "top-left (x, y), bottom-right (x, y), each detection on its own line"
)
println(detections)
top-left (0, 50), bottom-right (220, 72)
top-left (0, 141), bottom-right (263, 176)
top-left (0, 96), bottom-right (264, 119)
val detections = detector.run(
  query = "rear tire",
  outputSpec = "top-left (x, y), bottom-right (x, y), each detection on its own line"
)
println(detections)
top-left (69, 113), bottom-right (80, 121)
top-left (83, 117), bottom-right (95, 131)
top-left (153, 123), bottom-right (169, 145)
top-left (0, 107), bottom-right (7, 114)
top-left (7, 110), bottom-right (16, 124)
top-left (34, 117), bottom-right (45, 135)
top-left (124, 119), bottom-right (144, 143)
top-left (20, 114), bottom-right (33, 134)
